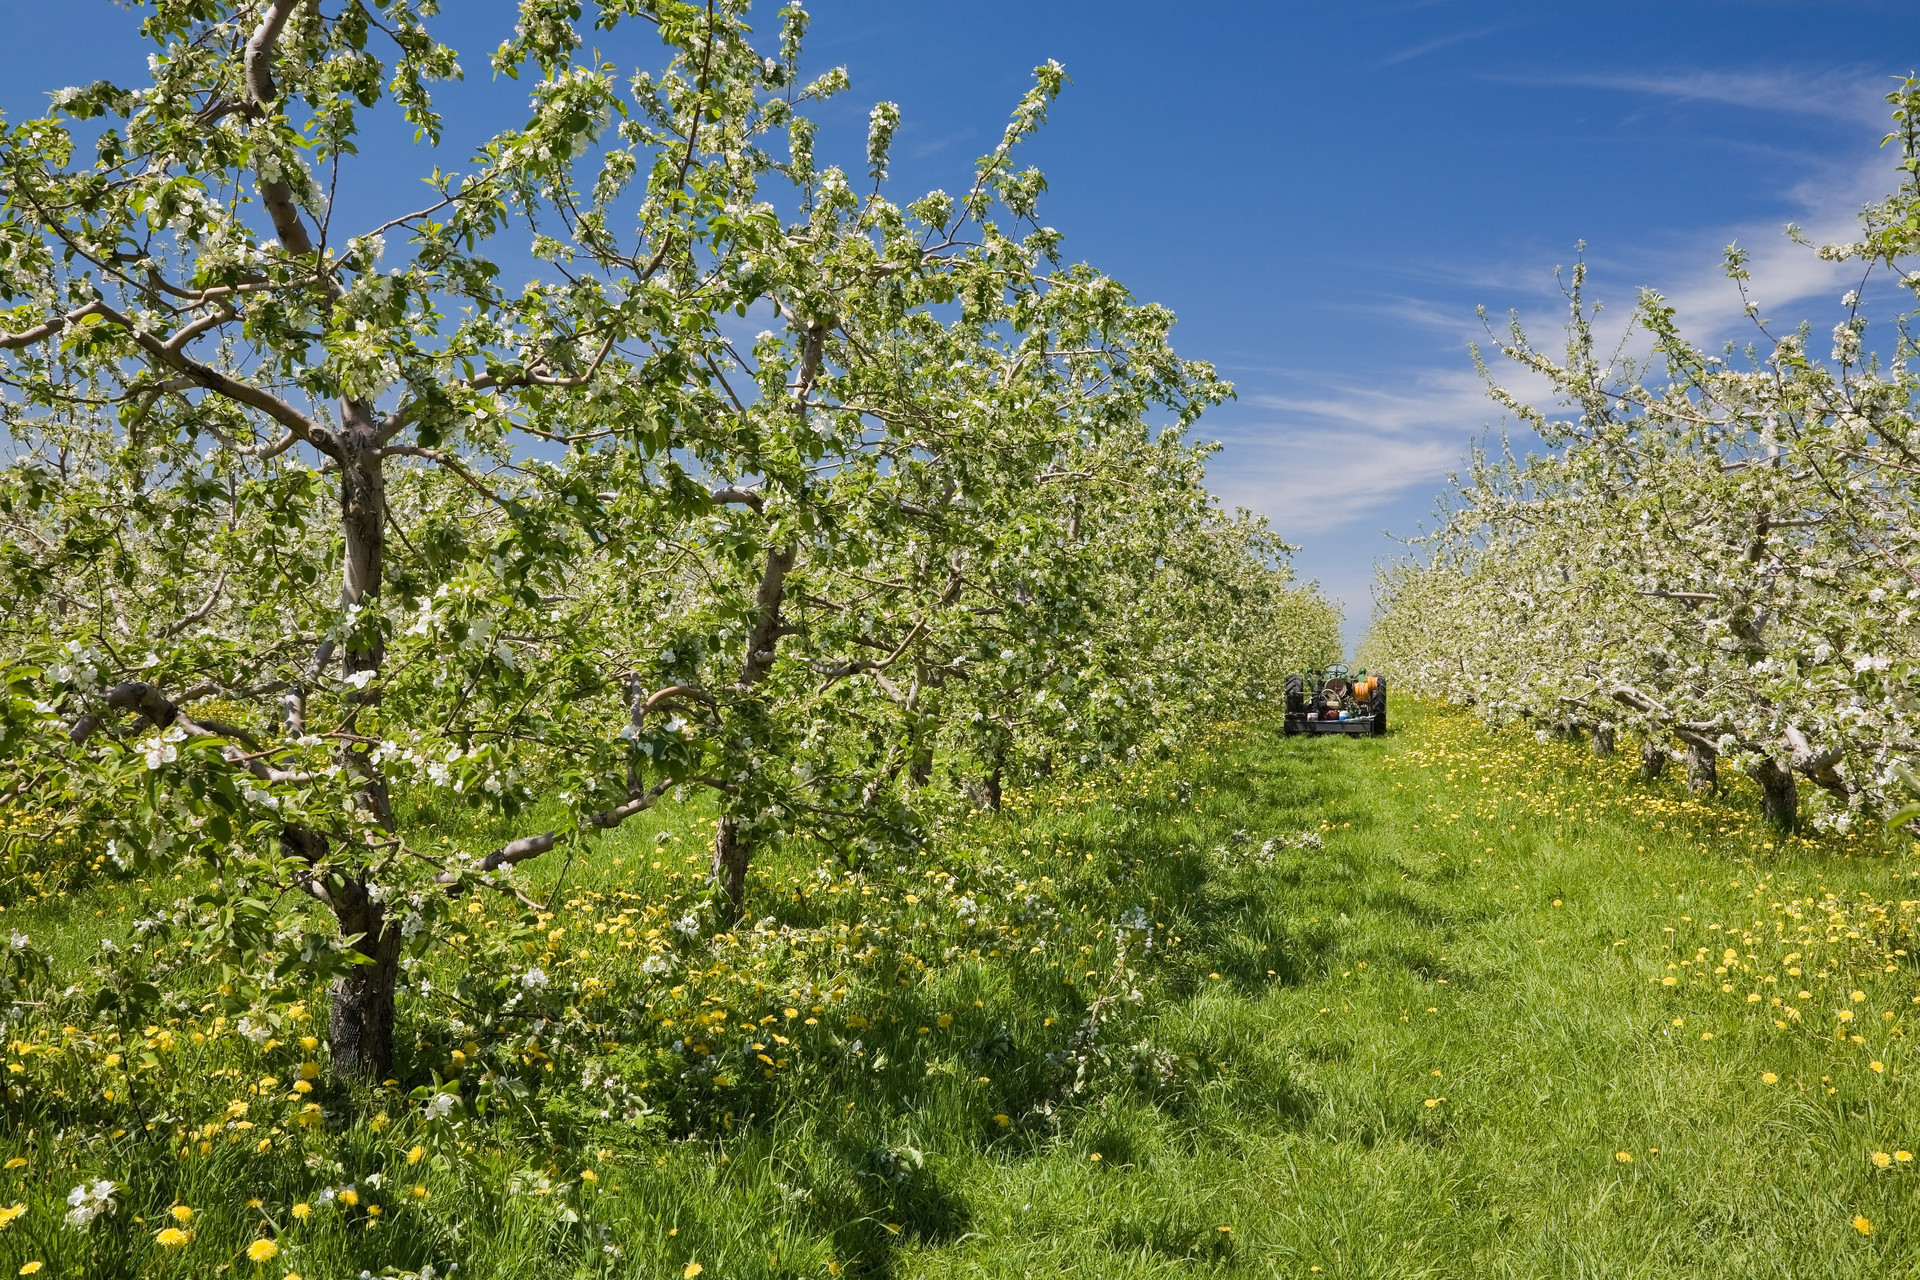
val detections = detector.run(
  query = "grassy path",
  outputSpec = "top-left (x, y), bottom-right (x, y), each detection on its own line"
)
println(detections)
top-left (903, 699), bottom-right (1920, 1279)
top-left (6, 699), bottom-right (1920, 1279)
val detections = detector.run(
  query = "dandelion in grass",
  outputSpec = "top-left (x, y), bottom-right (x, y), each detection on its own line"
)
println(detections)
top-left (1762, 1072), bottom-right (1778, 1084)
top-left (1854, 1215), bottom-right (1872, 1235)
top-left (247, 1239), bottom-right (279, 1262)
top-left (0, 1205), bottom-right (23, 1230)
top-left (1873, 1152), bottom-right (1893, 1168)
top-left (1615, 1151), bottom-right (1632, 1163)
top-left (155, 1226), bottom-right (192, 1247)
top-left (2, 1160), bottom-right (23, 1171)
top-left (290, 1203), bottom-right (310, 1221)
top-left (19, 1263), bottom-right (42, 1275)
top-left (684, 1265), bottom-right (704, 1279)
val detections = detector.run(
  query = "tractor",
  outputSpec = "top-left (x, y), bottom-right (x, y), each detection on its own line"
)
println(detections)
top-left (1283, 663), bottom-right (1386, 737)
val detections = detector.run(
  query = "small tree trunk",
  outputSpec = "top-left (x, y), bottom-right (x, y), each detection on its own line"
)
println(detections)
top-left (711, 815), bottom-right (748, 923)
top-left (1591, 725), bottom-right (1615, 757)
top-left (1638, 739), bottom-right (1667, 783)
top-left (327, 880), bottom-right (403, 1080)
top-left (1686, 741), bottom-right (1718, 794)
top-left (907, 708), bottom-right (934, 789)
top-left (337, 422), bottom-right (394, 829)
top-left (1748, 758), bottom-right (1798, 832)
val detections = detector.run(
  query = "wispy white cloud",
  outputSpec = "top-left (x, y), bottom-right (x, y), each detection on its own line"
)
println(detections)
top-left (1378, 24), bottom-right (1502, 69)
top-left (1513, 67), bottom-right (1889, 125)
top-left (1204, 364), bottom-right (1552, 537)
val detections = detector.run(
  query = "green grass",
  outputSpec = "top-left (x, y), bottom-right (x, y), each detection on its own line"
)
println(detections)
top-left (6, 698), bottom-right (1920, 1277)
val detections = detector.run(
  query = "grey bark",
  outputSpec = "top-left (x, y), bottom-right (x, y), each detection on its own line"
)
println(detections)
top-left (1686, 741), bottom-right (1718, 795)
top-left (1748, 757), bottom-right (1798, 832)
top-left (1638, 739), bottom-right (1667, 783)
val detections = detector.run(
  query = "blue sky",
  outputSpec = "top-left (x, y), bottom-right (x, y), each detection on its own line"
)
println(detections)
top-left (7, 0), bottom-right (1920, 648)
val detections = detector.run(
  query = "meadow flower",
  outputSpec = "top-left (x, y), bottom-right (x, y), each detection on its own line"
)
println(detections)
top-left (407, 1145), bottom-right (426, 1165)
top-left (155, 1226), bottom-right (192, 1247)
top-left (1853, 1215), bottom-right (1872, 1235)
top-left (19, 1263), bottom-right (42, 1275)
top-left (291, 1203), bottom-right (310, 1220)
top-left (684, 1265), bottom-right (704, 1278)
top-left (1761, 1072), bottom-right (1778, 1085)
top-left (1871, 1061), bottom-right (1885, 1074)
top-left (1615, 1151), bottom-right (1632, 1163)
top-left (1872, 1152), bottom-right (1892, 1168)
top-left (246, 1238), bottom-right (279, 1262)
top-left (0, 1205), bottom-right (23, 1230)
top-left (63, 1179), bottom-right (116, 1230)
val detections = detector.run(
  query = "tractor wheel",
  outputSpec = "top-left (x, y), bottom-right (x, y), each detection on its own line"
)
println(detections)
top-left (1369, 677), bottom-right (1387, 736)
top-left (1285, 673), bottom-right (1303, 715)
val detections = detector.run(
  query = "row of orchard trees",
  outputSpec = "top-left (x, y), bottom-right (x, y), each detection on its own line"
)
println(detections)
top-left (0, 1), bottom-right (1338, 1078)
top-left (1366, 80), bottom-right (1920, 836)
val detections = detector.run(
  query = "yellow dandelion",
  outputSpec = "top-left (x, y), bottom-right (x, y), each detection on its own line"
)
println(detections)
top-left (338, 1190), bottom-right (358, 1207)
top-left (1873, 1152), bottom-right (1893, 1168)
top-left (155, 1227), bottom-right (193, 1248)
top-left (247, 1238), bottom-right (279, 1263)
top-left (1853, 1215), bottom-right (1872, 1235)
top-left (1762, 1072), bottom-right (1778, 1084)
top-left (3, 1159), bottom-right (24, 1171)
top-left (20, 1263), bottom-right (43, 1276)
top-left (1853, 990), bottom-right (1867, 1002)
top-left (1873, 1061), bottom-right (1886, 1074)
top-left (994, 1113), bottom-right (1011, 1127)
top-left (407, 1145), bottom-right (425, 1166)
top-left (683, 1265), bottom-right (704, 1279)
top-left (290, 1203), bottom-right (311, 1221)
top-left (1089, 1152), bottom-right (1102, 1162)
top-left (0, 1205), bottom-right (22, 1230)
top-left (1615, 1151), bottom-right (1632, 1163)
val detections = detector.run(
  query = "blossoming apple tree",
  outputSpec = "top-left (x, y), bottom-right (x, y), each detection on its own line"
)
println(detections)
top-left (0, 0), bottom-right (1335, 1079)
top-left (1366, 79), bottom-right (1920, 835)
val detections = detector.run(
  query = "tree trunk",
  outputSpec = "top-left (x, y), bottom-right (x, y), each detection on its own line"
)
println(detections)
top-left (1638, 739), bottom-right (1666, 783)
top-left (338, 412), bottom-right (394, 829)
top-left (327, 878), bottom-right (403, 1080)
top-left (907, 699), bottom-right (936, 790)
top-left (1591, 725), bottom-right (1615, 757)
top-left (325, 406), bottom-right (401, 1076)
top-left (1686, 741), bottom-right (1718, 794)
top-left (711, 815), bottom-right (748, 923)
top-left (1748, 758), bottom-right (1798, 832)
